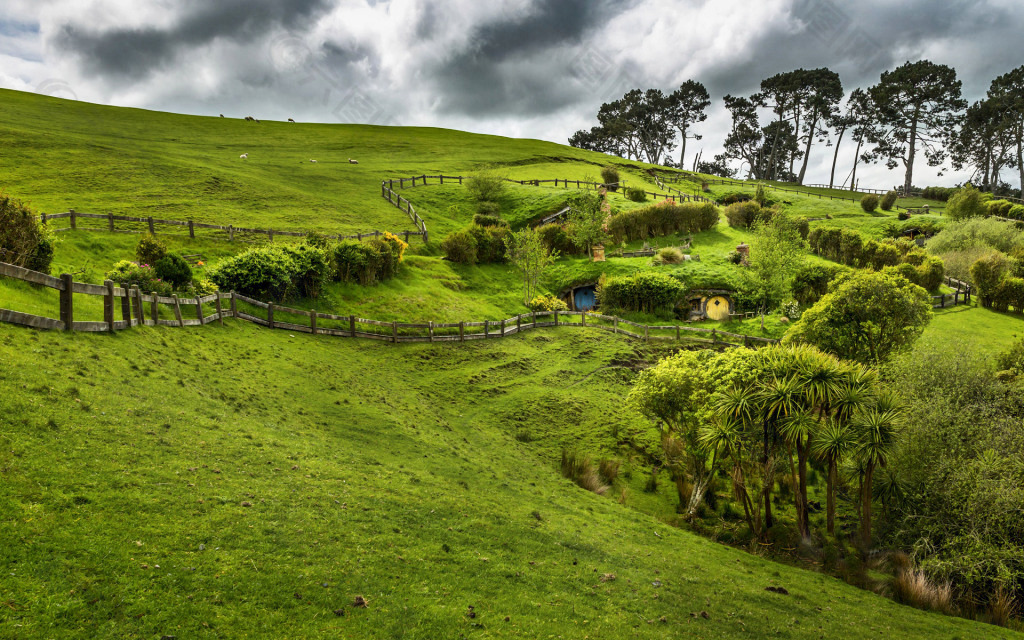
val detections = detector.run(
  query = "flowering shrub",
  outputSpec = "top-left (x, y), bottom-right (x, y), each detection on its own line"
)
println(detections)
top-left (135, 234), bottom-right (167, 266)
top-left (527, 294), bottom-right (568, 312)
top-left (105, 260), bottom-right (173, 296)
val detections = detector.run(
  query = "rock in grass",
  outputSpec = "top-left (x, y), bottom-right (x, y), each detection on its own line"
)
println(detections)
top-left (765, 586), bottom-right (789, 595)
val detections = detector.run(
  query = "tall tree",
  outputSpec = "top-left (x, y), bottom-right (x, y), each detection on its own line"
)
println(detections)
top-left (722, 95), bottom-right (763, 179)
top-left (755, 71), bottom-right (802, 181)
top-left (868, 60), bottom-right (967, 195)
top-left (795, 69), bottom-right (843, 185)
top-left (855, 401), bottom-right (901, 547)
top-left (757, 120), bottom-right (801, 182)
top-left (842, 89), bottom-right (883, 191)
top-left (987, 65), bottom-right (1024, 194)
top-left (950, 98), bottom-right (1016, 191)
top-left (666, 80), bottom-right (711, 168)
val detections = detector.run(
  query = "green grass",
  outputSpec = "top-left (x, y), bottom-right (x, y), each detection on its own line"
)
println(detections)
top-left (2, 321), bottom-right (1016, 639)
top-left (925, 301), bottom-right (1024, 356)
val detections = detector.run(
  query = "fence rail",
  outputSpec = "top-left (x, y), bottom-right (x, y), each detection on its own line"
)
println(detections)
top-left (36, 209), bottom-right (425, 244)
top-left (931, 276), bottom-right (973, 309)
top-left (0, 261), bottom-right (779, 348)
top-left (694, 178), bottom-right (924, 212)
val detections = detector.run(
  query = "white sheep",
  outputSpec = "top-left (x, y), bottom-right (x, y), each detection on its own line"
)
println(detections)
top-left (239, 153), bottom-right (248, 159)
top-left (310, 159), bottom-right (317, 163)
top-left (348, 158), bottom-right (359, 164)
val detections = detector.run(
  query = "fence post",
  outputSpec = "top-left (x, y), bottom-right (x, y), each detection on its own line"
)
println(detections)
top-left (103, 279), bottom-right (115, 331)
top-left (69, 210), bottom-right (77, 231)
top-left (676, 325), bottom-right (680, 341)
top-left (516, 314), bottom-right (521, 333)
top-left (500, 319), bottom-right (505, 336)
top-left (108, 212), bottom-right (114, 232)
top-left (268, 230), bottom-right (274, 242)
top-left (459, 321), bottom-right (465, 341)
top-left (392, 321), bottom-right (397, 343)
top-left (711, 329), bottom-right (717, 346)
top-left (268, 303), bottom-right (275, 329)
top-left (231, 292), bottom-right (238, 318)
top-left (59, 273), bottom-right (74, 330)
top-left (133, 286), bottom-right (144, 326)
top-left (744, 335), bottom-right (750, 348)
top-left (484, 320), bottom-right (489, 338)
top-left (150, 291), bottom-right (158, 325)
top-left (350, 314), bottom-right (356, 337)
top-left (214, 294), bottom-right (224, 325)
top-left (581, 311), bottom-right (586, 327)
top-left (423, 229), bottom-right (429, 243)
top-left (41, 212), bottom-right (47, 224)
top-left (195, 296), bottom-right (203, 324)
top-left (553, 310), bottom-right (558, 326)
top-left (644, 325), bottom-right (649, 341)
top-left (172, 294), bottom-right (184, 327)
top-left (404, 231), bottom-right (410, 244)
top-left (188, 220), bottom-right (195, 239)
top-left (228, 225), bottom-right (234, 241)
top-left (613, 317), bottom-right (618, 334)
top-left (148, 216), bottom-right (155, 234)
top-left (428, 321), bottom-right (434, 343)
top-left (120, 282), bottom-right (131, 323)
top-left (310, 310), bottom-right (317, 335)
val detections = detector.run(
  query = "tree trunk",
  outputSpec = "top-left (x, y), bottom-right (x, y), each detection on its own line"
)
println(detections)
top-left (903, 116), bottom-right (919, 196)
top-left (829, 126), bottom-right (847, 189)
top-left (686, 473), bottom-right (711, 517)
top-left (797, 439), bottom-right (810, 539)
top-left (768, 113), bottom-right (783, 180)
top-left (790, 111), bottom-right (801, 178)
top-left (1016, 123), bottom-right (1023, 196)
top-left (761, 426), bottom-right (774, 534)
top-left (861, 461), bottom-right (875, 547)
top-left (731, 465), bottom-right (757, 534)
top-left (826, 460), bottom-right (837, 535)
top-left (849, 135), bottom-right (863, 191)
top-left (679, 127), bottom-right (688, 168)
top-left (797, 110), bottom-right (819, 185)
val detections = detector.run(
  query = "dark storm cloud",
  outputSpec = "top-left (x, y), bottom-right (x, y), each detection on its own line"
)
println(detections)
top-left (428, 0), bottom-right (636, 117)
top-left (54, 0), bottom-right (331, 79)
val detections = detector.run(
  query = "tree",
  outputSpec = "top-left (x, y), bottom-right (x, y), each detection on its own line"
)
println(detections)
top-left (757, 120), bottom-right (801, 183)
top-left (722, 95), bottom-right (764, 179)
top-left (855, 400), bottom-right (901, 547)
top-left (826, 88), bottom-right (882, 190)
top-left (868, 60), bottom-right (967, 195)
top-left (794, 69), bottom-right (843, 185)
top-left (565, 190), bottom-right (608, 256)
top-left (570, 89), bottom-right (676, 164)
top-left (696, 154), bottom-right (738, 178)
top-left (506, 227), bottom-right (557, 306)
top-left (785, 271), bottom-right (932, 365)
top-left (745, 216), bottom-right (806, 329)
top-left (988, 66), bottom-right (1024, 197)
top-left (755, 70), bottom-right (802, 181)
top-left (950, 97), bottom-right (1016, 191)
top-left (666, 80), bottom-right (711, 168)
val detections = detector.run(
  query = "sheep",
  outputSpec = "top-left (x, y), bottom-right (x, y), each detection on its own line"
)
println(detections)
top-left (348, 158), bottom-right (359, 164)
top-left (244, 116), bottom-right (253, 122)
top-left (310, 159), bottom-right (318, 163)
top-left (288, 118), bottom-right (295, 123)
top-left (219, 113), bottom-right (225, 118)
top-left (239, 153), bottom-right (248, 159)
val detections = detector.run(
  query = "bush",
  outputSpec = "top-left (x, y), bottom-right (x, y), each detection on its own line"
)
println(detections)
top-left (861, 194), bottom-right (880, 212)
top-left (208, 246), bottom-right (297, 301)
top-left (153, 253), bottom-right (193, 288)
top-left (716, 191), bottom-right (751, 205)
top-left (625, 187), bottom-right (647, 203)
top-left (723, 201), bottom-right (763, 229)
top-left (921, 186), bottom-right (956, 202)
top-left (916, 256), bottom-right (945, 292)
top-left (281, 244), bottom-right (332, 298)
top-left (105, 260), bottom-right (172, 296)
top-left (135, 234), bottom-right (167, 266)
top-left (0, 195), bottom-right (54, 274)
top-left (527, 294), bottom-right (568, 312)
top-left (986, 199), bottom-right (1014, 218)
top-left (947, 184), bottom-right (989, 220)
top-left (537, 223), bottom-right (578, 255)
top-left (192, 278), bottom-right (219, 297)
top-left (897, 211), bottom-right (910, 221)
top-left (792, 263), bottom-right (850, 306)
top-left (472, 213), bottom-right (508, 228)
top-left (657, 247), bottom-right (684, 264)
top-left (475, 201), bottom-right (501, 217)
top-left (465, 168), bottom-right (507, 203)
top-left (606, 202), bottom-right (718, 243)
top-left (468, 224), bottom-right (511, 263)
top-left (440, 230), bottom-right (479, 265)
top-left (600, 166), bottom-right (620, 191)
top-left (991, 276), bottom-right (1024, 313)
top-left (881, 190), bottom-right (898, 211)
top-left (839, 228), bottom-right (863, 266)
top-left (871, 242), bottom-right (902, 270)
top-left (792, 217), bottom-right (810, 241)
top-left (597, 271), bottom-right (685, 313)
top-left (970, 252), bottom-right (1011, 308)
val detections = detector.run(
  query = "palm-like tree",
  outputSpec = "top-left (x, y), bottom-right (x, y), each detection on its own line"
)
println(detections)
top-left (854, 403), bottom-right (901, 547)
top-left (811, 418), bottom-right (858, 535)
top-left (700, 414), bottom-right (758, 533)
top-left (757, 375), bottom-right (804, 533)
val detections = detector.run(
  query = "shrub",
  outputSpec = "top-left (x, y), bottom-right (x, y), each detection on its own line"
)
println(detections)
top-left (105, 260), bottom-right (172, 296)
top-left (600, 166), bottom-right (620, 190)
top-left (465, 167), bottom-right (507, 203)
top-left (1008, 204), bottom-right (1024, 221)
top-left (970, 252), bottom-right (1011, 308)
top-left (135, 234), bottom-right (167, 266)
top-left (281, 244), bottom-right (332, 298)
top-left (153, 253), bottom-right (193, 289)
top-left (723, 201), bottom-right (762, 229)
top-left (839, 229), bottom-right (863, 266)
top-left (861, 194), bottom-right (880, 212)
top-left (921, 186), bottom-right (956, 202)
top-left (754, 183), bottom-right (769, 207)
top-left (208, 246), bottom-right (297, 301)
top-left (897, 211), bottom-right (910, 221)
top-left (441, 229), bottom-right (479, 265)
top-left (475, 201), bottom-right (501, 217)
top-left (880, 190), bottom-right (898, 211)
top-left (657, 247), bottom-right (684, 264)
top-left (871, 242), bottom-right (902, 270)
top-left (606, 202), bottom-right (718, 243)
top-left (947, 184), bottom-right (988, 220)
top-left (916, 256), bottom-right (945, 292)
top-left (792, 217), bottom-right (810, 241)
top-left (598, 459), bottom-right (621, 484)
top-left (192, 278), bottom-right (219, 297)
top-left (792, 263), bottom-right (849, 306)
top-left (625, 187), bottom-right (647, 203)
top-left (303, 231), bottom-right (332, 250)
top-left (537, 223), bottom-right (578, 255)
top-left (991, 276), bottom-right (1024, 313)
top-left (560, 448), bottom-right (609, 495)
top-left (468, 224), bottom-right (511, 263)
top-left (716, 191), bottom-right (751, 205)
top-left (597, 271), bottom-right (685, 313)
top-left (472, 213), bottom-right (507, 228)
top-left (0, 194), bottom-right (54, 273)
top-left (527, 294), bottom-right (568, 312)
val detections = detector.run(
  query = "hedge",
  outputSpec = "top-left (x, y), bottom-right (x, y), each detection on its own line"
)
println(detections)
top-left (606, 201), bottom-right (718, 243)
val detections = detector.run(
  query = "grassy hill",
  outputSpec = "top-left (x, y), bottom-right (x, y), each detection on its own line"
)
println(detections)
top-left (1, 89), bottom-right (1023, 638)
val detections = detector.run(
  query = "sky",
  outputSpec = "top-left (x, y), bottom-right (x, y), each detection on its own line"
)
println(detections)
top-left (2, 0), bottom-right (1022, 189)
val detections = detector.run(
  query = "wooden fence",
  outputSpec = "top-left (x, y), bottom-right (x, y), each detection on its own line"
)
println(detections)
top-left (695, 178), bottom-right (922, 212)
top-left (36, 210), bottom-right (425, 244)
top-left (932, 276), bottom-right (972, 309)
top-left (0, 261), bottom-right (778, 348)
